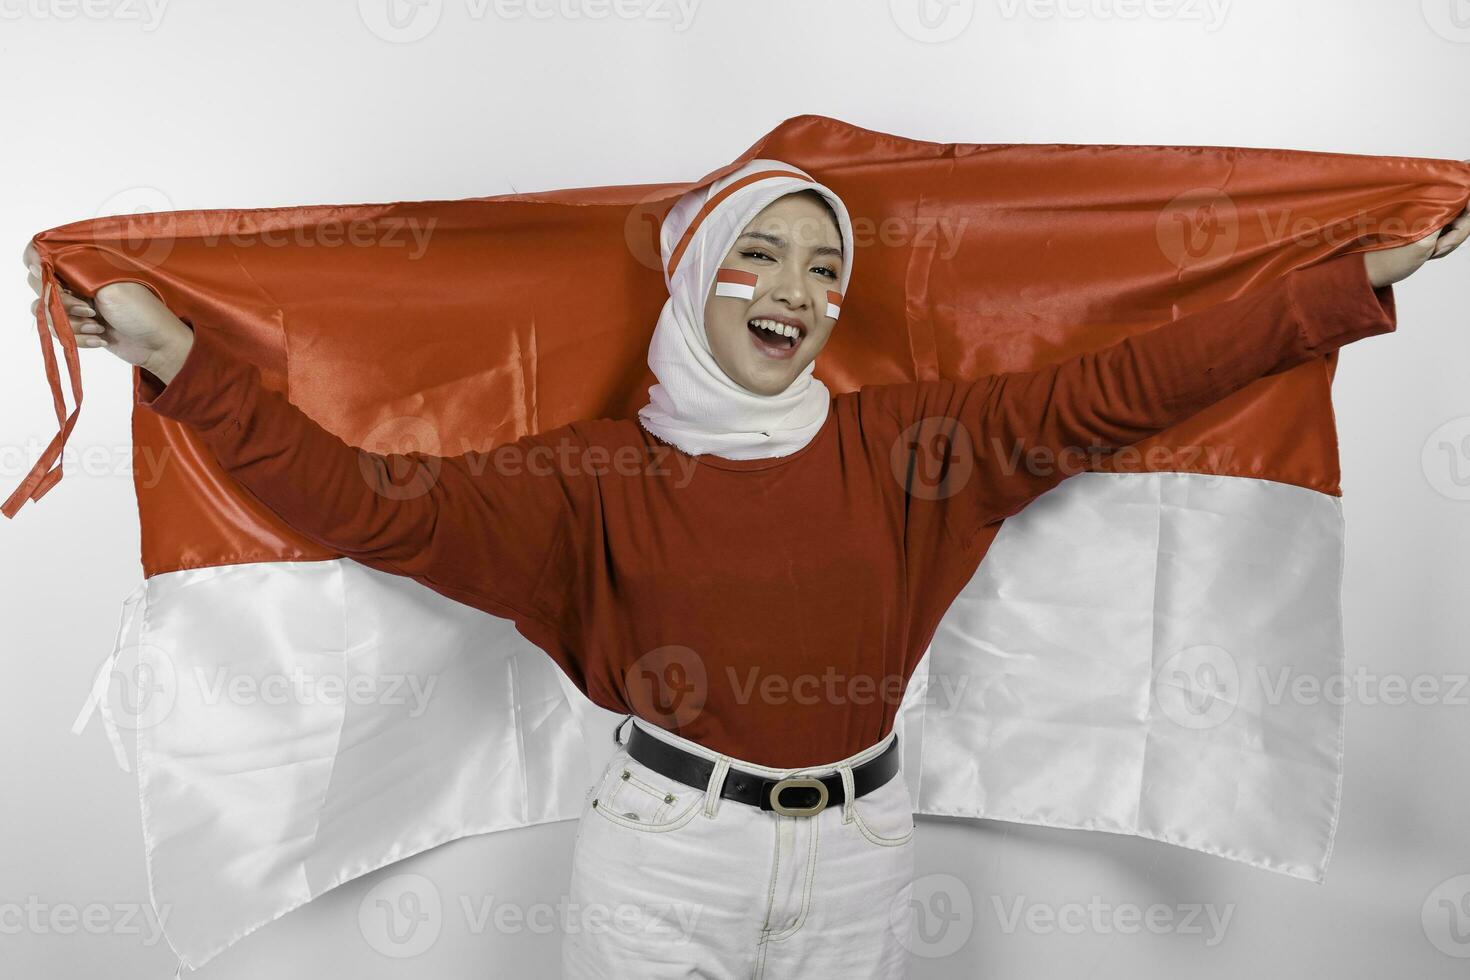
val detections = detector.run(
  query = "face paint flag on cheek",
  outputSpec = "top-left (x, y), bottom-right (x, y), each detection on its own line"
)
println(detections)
top-left (825, 290), bottom-right (842, 321)
top-left (639, 159), bottom-right (855, 463)
top-left (714, 267), bottom-right (758, 301)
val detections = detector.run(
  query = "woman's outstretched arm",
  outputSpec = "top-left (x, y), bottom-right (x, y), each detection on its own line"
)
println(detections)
top-left (128, 323), bottom-right (584, 628)
top-left (865, 206), bottom-right (1470, 541)
top-left (870, 249), bottom-right (1400, 542)
top-left (21, 250), bottom-right (588, 634)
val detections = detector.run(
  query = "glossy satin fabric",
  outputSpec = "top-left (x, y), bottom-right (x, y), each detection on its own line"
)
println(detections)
top-left (25, 116), bottom-right (1470, 971)
top-left (74, 470), bottom-right (1342, 967)
top-left (79, 558), bottom-right (601, 966)
top-left (905, 470), bottom-right (1349, 881)
top-left (10, 115), bottom-right (1469, 538)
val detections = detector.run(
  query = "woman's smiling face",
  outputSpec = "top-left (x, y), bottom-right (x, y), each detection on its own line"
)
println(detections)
top-left (702, 190), bottom-right (844, 396)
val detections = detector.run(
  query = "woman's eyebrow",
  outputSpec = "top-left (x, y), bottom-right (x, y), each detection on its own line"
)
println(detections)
top-left (739, 230), bottom-right (843, 259)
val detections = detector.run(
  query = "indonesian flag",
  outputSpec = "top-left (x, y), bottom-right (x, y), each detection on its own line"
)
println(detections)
top-left (13, 114), bottom-right (1469, 970)
top-left (825, 289), bottom-right (842, 320)
top-left (714, 267), bottom-right (757, 300)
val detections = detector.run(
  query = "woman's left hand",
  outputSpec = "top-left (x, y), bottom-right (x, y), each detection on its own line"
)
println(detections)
top-left (1364, 174), bottom-right (1470, 288)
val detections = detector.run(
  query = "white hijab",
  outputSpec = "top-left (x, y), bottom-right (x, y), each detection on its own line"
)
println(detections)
top-left (636, 159), bottom-right (856, 461)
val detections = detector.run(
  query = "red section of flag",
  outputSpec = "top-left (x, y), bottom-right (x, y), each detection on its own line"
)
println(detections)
top-left (716, 268), bottom-right (758, 287)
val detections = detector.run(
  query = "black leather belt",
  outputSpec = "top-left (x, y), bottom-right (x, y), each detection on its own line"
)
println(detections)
top-left (620, 717), bottom-right (900, 817)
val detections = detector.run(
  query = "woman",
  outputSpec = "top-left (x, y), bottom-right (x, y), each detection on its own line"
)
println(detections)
top-left (24, 159), bottom-right (1470, 978)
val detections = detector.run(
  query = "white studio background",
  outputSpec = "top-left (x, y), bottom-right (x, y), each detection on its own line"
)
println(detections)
top-left (2, 1), bottom-right (1468, 977)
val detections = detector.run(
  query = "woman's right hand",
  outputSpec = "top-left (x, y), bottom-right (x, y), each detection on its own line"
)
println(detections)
top-left (23, 242), bottom-right (194, 383)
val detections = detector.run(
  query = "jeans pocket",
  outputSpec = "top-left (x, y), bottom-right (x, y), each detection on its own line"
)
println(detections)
top-left (849, 771), bottom-right (916, 847)
top-left (590, 748), bottom-right (704, 833)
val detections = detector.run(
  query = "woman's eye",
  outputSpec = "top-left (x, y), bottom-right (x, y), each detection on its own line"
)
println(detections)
top-left (741, 250), bottom-right (836, 280)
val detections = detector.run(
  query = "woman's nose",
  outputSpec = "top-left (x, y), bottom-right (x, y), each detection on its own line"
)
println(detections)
top-left (769, 266), bottom-right (811, 309)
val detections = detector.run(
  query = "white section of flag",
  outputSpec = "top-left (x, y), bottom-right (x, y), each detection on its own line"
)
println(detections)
top-left (715, 280), bottom-right (755, 300)
top-left (84, 470), bottom-right (1347, 966)
top-left (714, 268), bottom-right (757, 300)
top-left (904, 470), bottom-right (1346, 882)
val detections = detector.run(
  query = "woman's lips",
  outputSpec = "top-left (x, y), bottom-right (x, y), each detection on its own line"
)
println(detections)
top-left (747, 320), bottom-right (801, 359)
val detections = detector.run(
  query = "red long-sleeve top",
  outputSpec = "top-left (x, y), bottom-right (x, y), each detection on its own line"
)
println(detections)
top-left (138, 252), bottom-right (1396, 768)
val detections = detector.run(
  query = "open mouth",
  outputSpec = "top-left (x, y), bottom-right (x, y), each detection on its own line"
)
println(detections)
top-left (747, 317), bottom-right (802, 356)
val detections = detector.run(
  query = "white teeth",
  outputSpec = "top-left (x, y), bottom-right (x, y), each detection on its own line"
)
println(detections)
top-left (748, 318), bottom-right (800, 342)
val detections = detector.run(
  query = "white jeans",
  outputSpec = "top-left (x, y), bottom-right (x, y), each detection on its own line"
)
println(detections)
top-left (561, 716), bottom-right (917, 978)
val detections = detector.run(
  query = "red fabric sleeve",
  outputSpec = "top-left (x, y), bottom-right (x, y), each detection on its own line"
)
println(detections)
top-left (870, 249), bottom-right (1397, 546)
top-left (137, 324), bottom-right (585, 633)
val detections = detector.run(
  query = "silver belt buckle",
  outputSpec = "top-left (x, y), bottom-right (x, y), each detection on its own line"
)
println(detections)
top-left (768, 776), bottom-right (829, 817)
